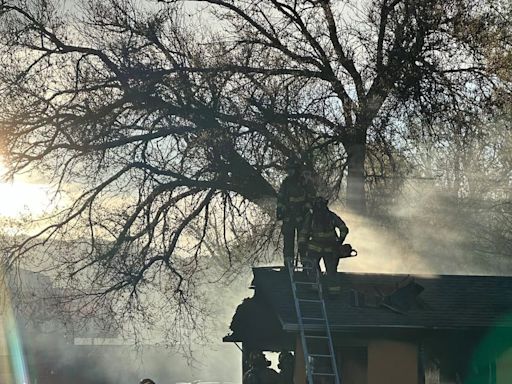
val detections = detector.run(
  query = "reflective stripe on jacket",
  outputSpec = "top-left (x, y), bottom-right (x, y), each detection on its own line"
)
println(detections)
top-left (307, 242), bottom-right (337, 253)
top-left (300, 208), bottom-right (348, 252)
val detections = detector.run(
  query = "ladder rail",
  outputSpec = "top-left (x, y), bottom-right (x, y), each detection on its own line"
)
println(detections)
top-left (286, 259), bottom-right (341, 384)
top-left (287, 259), bottom-right (314, 384)
top-left (318, 281), bottom-right (341, 384)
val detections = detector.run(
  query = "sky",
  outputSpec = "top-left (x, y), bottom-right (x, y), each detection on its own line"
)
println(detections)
top-left (0, 164), bottom-right (54, 218)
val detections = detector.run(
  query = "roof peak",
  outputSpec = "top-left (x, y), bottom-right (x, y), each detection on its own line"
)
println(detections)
top-left (252, 266), bottom-right (512, 279)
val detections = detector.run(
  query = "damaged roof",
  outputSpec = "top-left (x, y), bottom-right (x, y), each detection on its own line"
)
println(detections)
top-left (246, 267), bottom-right (512, 331)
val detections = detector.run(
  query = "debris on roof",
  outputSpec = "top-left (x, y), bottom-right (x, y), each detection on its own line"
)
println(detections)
top-left (349, 277), bottom-right (424, 314)
top-left (246, 267), bottom-right (512, 329)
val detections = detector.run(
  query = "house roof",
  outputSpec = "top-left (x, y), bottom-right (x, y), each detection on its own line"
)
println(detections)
top-left (249, 267), bottom-right (512, 331)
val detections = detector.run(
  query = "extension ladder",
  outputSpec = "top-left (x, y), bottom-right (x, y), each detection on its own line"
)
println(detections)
top-left (286, 259), bottom-right (341, 384)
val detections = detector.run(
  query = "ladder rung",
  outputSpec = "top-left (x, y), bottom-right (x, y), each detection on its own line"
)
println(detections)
top-left (288, 259), bottom-right (339, 384)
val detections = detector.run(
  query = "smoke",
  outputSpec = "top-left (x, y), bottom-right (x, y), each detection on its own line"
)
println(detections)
top-left (334, 178), bottom-right (512, 276)
top-left (334, 207), bottom-right (433, 274)
top-left (7, 267), bottom-right (250, 384)
top-left (20, 340), bottom-right (243, 384)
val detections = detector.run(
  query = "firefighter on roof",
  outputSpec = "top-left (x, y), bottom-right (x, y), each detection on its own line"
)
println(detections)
top-left (299, 197), bottom-right (353, 290)
top-left (276, 157), bottom-right (316, 264)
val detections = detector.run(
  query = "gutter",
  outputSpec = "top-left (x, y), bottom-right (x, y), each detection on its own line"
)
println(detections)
top-left (281, 323), bottom-right (493, 332)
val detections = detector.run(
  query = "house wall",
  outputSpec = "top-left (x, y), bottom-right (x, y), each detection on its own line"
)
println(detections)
top-left (367, 340), bottom-right (418, 384)
top-left (497, 347), bottom-right (512, 384)
top-left (337, 346), bottom-right (367, 384)
top-left (294, 335), bottom-right (307, 384)
top-left (294, 337), bottom-right (419, 384)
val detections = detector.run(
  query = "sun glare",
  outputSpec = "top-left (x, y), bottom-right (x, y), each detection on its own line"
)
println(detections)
top-left (0, 163), bottom-right (53, 218)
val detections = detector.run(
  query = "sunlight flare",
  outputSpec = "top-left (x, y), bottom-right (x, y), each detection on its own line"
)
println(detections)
top-left (0, 163), bottom-right (53, 218)
top-left (0, 278), bottom-right (30, 384)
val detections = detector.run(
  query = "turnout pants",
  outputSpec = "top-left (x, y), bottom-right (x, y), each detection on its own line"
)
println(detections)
top-left (282, 218), bottom-right (304, 262)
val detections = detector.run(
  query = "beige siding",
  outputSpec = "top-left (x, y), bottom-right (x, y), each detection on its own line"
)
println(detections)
top-left (497, 348), bottom-right (512, 384)
top-left (294, 336), bottom-right (307, 384)
top-left (368, 340), bottom-right (417, 384)
top-left (338, 347), bottom-right (367, 384)
top-left (295, 337), bottom-right (418, 384)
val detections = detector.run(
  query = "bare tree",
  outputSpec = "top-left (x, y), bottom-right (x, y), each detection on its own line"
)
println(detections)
top-left (0, 0), bottom-right (509, 339)
top-left (176, 0), bottom-right (509, 212)
top-left (0, 0), bottom-right (285, 340)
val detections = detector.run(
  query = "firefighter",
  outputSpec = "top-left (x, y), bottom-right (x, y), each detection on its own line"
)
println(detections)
top-left (299, 197), bottom-right (349, 289)
top-left (243, 351), bottom-right (280, 384)
top-left (276, 158), bottom-right (316, 264)
top-left (277, 350), bottom-right (295, 384)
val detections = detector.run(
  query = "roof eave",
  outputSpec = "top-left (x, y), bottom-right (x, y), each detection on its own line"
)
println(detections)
top-left (281, 323), bottom-right (494, 332)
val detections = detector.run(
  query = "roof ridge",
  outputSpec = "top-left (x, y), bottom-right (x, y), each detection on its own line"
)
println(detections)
top-left (252, 266), bottom-right (512, 279)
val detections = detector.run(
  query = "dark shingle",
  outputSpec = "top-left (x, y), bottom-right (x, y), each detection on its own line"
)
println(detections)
top-left (252, 267), bottom-right (512, 330)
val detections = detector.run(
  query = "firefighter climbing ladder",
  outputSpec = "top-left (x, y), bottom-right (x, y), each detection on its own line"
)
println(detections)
top-left (286, 259), bottom-right (341, 384)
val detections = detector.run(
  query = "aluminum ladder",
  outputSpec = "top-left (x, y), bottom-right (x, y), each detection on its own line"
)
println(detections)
top-left (286, 259), bottom-right (341, 384)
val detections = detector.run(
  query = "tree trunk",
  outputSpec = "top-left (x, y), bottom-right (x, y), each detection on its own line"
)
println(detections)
top-left (346, 138), bottom-right (367, 214)
top-left (202, 116), bottom-right (277, 209)
top-left (225, 147), bottom-right (277, 203)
